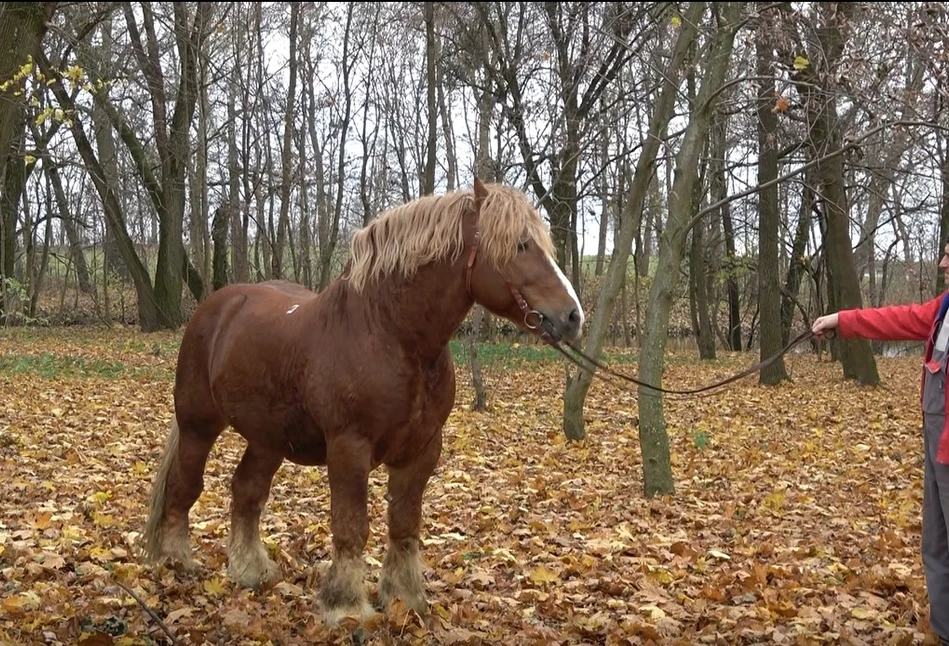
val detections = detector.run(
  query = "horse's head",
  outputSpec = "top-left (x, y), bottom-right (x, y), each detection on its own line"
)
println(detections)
top-left (465, 178), bottom-right (584, 344)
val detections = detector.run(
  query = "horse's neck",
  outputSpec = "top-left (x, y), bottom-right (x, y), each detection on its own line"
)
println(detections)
top-left (369, 259), bottom-right (472, 359)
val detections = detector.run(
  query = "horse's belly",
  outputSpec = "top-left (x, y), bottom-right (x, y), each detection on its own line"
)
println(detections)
top-left (283, 434), bottom-right (327, 465)
top-left (215, 392), bottom-right (327, 465)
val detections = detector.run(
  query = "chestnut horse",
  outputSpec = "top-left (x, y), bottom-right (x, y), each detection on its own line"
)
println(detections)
top-left (141, 178), bottom-right (583, 625)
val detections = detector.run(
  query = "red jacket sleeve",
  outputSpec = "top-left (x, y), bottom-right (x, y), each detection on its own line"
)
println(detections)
top-left (837, 292), bottom-right (946, 342)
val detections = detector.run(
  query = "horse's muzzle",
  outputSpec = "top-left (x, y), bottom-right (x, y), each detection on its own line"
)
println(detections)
top-left (540, 308), bottom-right (583, 343)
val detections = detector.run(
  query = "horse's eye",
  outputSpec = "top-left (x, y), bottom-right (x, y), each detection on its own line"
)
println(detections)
top-left (517, 240), bottom-right (530, 253)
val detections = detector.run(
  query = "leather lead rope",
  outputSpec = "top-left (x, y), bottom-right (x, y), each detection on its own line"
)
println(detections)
top-left (547, 329), bottom-right (818, 399)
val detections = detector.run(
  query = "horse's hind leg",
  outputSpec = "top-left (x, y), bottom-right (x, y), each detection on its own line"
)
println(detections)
top-left (143, 418), bottom-right (223, 568)
top-left (226, 443), bottom-right (283, 588)
top-left (378, 426), bottom-right (443, 615)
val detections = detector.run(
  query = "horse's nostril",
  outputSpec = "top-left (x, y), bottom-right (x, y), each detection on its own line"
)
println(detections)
top-left (568, 308), bottom-right (581, 325)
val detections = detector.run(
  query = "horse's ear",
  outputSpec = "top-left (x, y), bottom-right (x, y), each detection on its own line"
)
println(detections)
top-left (473, 177), bottom-right (488, 206)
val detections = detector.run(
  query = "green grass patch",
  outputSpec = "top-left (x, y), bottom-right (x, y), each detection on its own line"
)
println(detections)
top-left (0, 352), bottom-right (171, 380)
top-left (448, 339), bottom-right (642, 369)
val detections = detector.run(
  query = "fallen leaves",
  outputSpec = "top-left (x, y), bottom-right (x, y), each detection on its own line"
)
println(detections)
top-left (0, 327), bottom-right (936, 644)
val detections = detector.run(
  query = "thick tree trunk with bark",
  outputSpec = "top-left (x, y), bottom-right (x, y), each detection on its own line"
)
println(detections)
top-left (799, 2), bottom-right (879, 385)
top-left (0, 2), bottom-right (58, 184)
top-left (211, 205), bottom-right (228, 292)
top-left (0, 2), bottom-right (58, 320)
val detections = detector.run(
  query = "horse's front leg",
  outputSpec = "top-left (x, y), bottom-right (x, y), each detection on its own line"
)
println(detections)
top-left (379, 425), bottom-right (443, 616)
top-left (320, 435), bottom-right (375, 626)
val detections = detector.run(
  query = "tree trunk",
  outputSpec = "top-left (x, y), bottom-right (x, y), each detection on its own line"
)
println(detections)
top-left (44, 156), bottom-right (92, 295)
top-left (562, 2), bottom-right (707, 443)
top-left (780, 178), bottom-right (814, 343)
top-left (467, 43), bottom-right (497, 413)
top-left (755, 6), bottom-right (789, 385)
top-left (0, 2), bottom-right (58, 185)
top-left (228, 31), bottom-right (247, 284)
top-left (190, 28), bottom-right (211, 290)
top-left (1, 107), bottom-right (25, 306)
top-left (685, 62), bottom-right (715, 361)
top-left (435, 31), bottom-right (457, 191)
top-left (422, 1), bottom-right (437, 196)
top-left (939, 130), bottom-right (949, 295)
top-left (637, 1), bottom-right (742, 497)
top-left (689, 193), bottom-right (716, 359)
top-left (28, 200), bottom-right (52, 318)
top-left (273, 2), bottom-right (299, 279)
top-left (708, 105), bottom-right (741, 351)
top-left (595, 113), bottom-right (610, 278)
top-left (211, 205), bottom-right (228, 292)
top-left (801, 2), bottom-right (879, 385)
top-left (0, 2), bottom-right (58, 321)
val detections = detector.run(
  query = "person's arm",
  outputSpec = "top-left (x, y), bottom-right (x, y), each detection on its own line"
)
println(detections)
top-left (812, 293), bottom-right (946, 342)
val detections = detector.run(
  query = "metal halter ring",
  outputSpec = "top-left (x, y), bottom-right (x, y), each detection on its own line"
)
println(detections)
top-left (524, 310), bottom-right (544, 330)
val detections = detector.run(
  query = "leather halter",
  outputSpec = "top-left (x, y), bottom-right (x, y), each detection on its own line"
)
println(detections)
top-left (464, 225), bottom-right (552, 343)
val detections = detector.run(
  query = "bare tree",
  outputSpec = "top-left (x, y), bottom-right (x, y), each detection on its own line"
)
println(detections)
top-left (635, 1), bottom-right (744, 496)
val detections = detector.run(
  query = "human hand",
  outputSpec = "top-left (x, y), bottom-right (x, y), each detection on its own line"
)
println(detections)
top-left (811, 312), bottom-right (839, 338)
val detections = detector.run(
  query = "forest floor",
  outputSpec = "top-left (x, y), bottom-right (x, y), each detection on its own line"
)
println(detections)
top-left (0, 326), bottom-right (939, 645)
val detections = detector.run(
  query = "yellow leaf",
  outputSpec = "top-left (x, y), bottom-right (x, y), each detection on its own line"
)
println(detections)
top-left (92, 512), bottom-right (116, 528)
top-left (793, 55), bottom-right (809, 71)
top-left (204, 577), bottom-right (227, 596)
top-left (639, 604), bottom-right (666, 620)
top-left (851, 607), bottom-right (878, 620)
top-left (65, 65), bottom-right (84, 83)
top-left (2, 591), bottom-right (40, 614)
top-left (528, 566), bottom-right (561, 585)
top-left (88, 490), bottom-right (111, 504)
top-left (23, 154), bottom-right (35, 165)
top-left (671, 14), bottom-right (682, 27)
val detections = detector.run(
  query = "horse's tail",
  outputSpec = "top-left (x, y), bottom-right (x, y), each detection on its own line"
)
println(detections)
top-left (142, 418), bottom-right (180, 563)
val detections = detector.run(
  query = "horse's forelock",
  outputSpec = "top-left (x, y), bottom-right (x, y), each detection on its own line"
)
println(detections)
top-left (477, 185), bottom-right (556, 268)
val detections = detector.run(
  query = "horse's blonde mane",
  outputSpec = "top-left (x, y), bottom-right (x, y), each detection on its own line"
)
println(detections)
top-left (346, 182), bottom-right (555, 293)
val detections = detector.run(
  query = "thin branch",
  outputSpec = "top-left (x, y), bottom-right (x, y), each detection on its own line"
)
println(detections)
top-left (687, 120), bottom-right (949, 232)
top-left (111, 578), bottom-right (179, 645)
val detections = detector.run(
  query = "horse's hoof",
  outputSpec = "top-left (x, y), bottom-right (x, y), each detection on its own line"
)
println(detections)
top-left (227, 556), bottom-right (280, 589)
top-left (321, 600), bottom-right (377, 629)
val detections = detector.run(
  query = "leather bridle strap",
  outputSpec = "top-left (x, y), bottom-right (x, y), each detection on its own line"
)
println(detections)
top-left (464, 225), bottom-right (555, 344)
top-left (505, 280), bottom-right (553, 344)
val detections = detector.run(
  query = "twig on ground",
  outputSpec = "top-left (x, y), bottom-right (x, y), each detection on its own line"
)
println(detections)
top-left (112, 577), bottom-right (179, 645)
